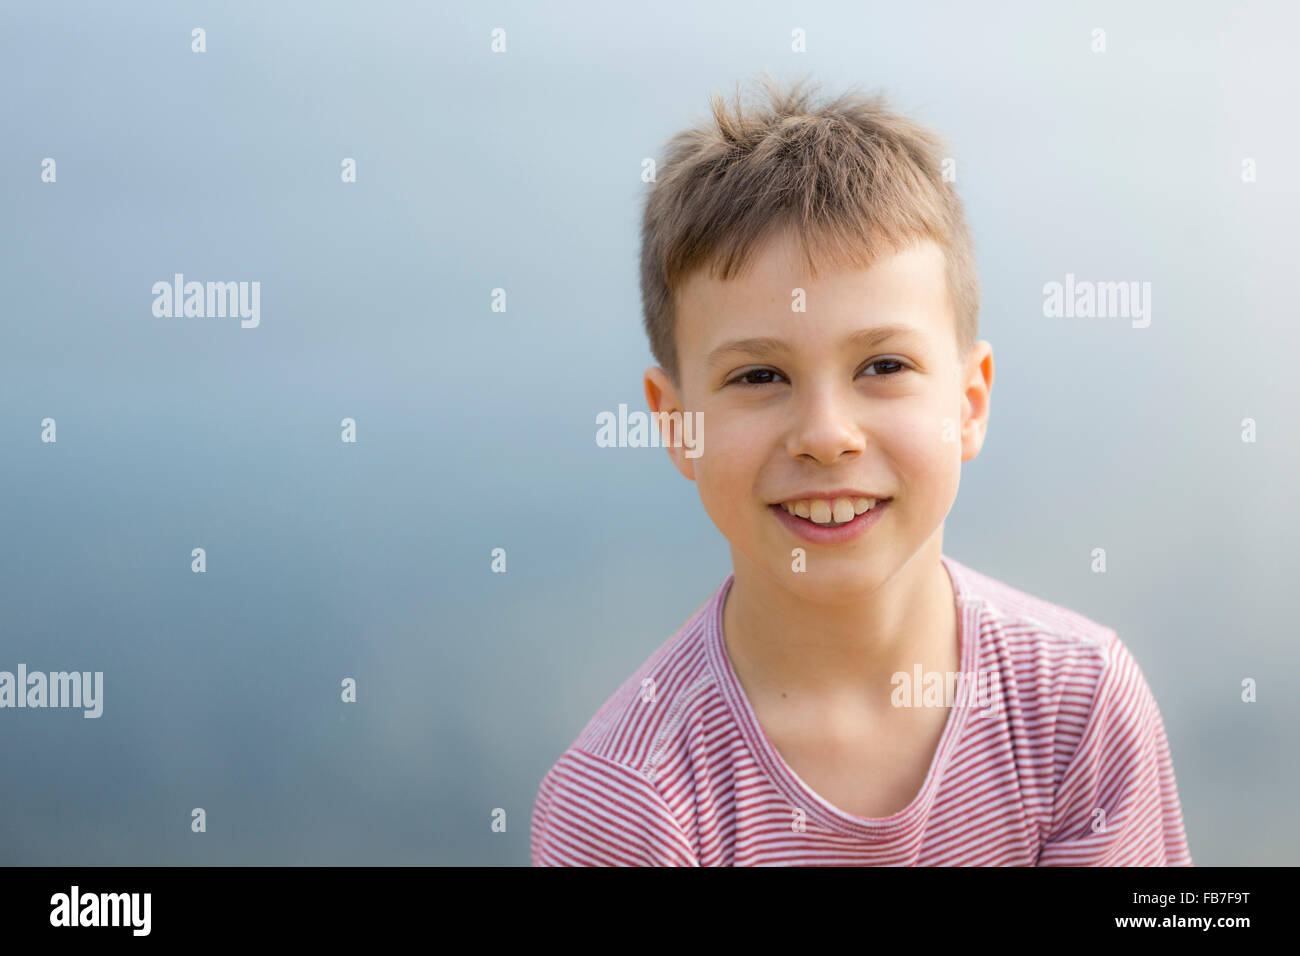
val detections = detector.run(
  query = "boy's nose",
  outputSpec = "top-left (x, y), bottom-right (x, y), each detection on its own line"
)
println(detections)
top-left (785, 386), bottom-right (866, 464)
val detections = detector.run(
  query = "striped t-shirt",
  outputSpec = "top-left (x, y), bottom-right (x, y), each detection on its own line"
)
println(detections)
top-left (530, 554), bottom-right (1192, 866)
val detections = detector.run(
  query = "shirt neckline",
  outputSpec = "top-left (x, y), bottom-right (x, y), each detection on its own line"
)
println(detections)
top-left (704, 553), bottom-right (983, 838)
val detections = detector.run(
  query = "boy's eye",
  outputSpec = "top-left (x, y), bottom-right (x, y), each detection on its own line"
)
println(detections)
top-left (861, 358), bottom-right (907, 376)
top-left (725, 359), bottom-right (909, 387)
top-left (729, 368), bottom-right (786, 386)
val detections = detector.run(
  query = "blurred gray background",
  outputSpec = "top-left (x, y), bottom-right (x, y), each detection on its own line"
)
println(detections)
top-left (1, 0), bottom-right (1296, 865)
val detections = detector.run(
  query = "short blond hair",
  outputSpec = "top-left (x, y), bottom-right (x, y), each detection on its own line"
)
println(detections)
top-left (639, 72), bottom-right (980, 384)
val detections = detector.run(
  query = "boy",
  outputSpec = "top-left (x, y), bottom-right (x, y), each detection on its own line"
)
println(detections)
top-left (530, 74), bottom-right (1191, 866)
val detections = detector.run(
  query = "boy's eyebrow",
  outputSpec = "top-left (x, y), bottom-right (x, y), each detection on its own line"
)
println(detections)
top-left (705, 324), bottom-right (924, 369)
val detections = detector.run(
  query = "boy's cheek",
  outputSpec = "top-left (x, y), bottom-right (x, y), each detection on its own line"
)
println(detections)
top-left (878, 412), bottom-right (962, 472)
top-left (692, 427), bottom-right (754, 478)
top-left (694, 459), bottom-right (757, 525)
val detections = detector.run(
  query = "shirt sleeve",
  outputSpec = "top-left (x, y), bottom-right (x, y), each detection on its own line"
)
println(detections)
top-left (1036, 637), bottom-right (1192, 866)
top-left (530, 747), bottom-right (699, 866)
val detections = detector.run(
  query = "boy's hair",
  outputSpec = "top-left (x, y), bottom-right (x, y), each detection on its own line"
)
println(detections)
top-left (639, 72), bottom-right (980, 386)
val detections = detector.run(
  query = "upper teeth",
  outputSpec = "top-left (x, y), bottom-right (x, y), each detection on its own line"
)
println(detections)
top-left (781, 497), bottom-right (877, 524)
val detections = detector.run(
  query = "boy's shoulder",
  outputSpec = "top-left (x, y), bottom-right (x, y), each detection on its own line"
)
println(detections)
top-left (560, 578), bottom-right (727, 772)
top-left (530, 580), bottom-right (728, 865)
top-left (946, 555), bottom-right (1159, 730)
top-left (947, 554), bottom-right (1121, 654)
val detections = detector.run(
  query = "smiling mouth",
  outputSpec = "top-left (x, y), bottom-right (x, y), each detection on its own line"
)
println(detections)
top-left (774, 496), bottom-right (889, 527)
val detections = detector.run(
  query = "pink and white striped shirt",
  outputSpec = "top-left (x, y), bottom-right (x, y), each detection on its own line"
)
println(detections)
top-left (531, 554), bottom-right (1192, 866)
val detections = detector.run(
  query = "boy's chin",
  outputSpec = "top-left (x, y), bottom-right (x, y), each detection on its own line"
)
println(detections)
top-left (761, 554), bottom-right (894, 604)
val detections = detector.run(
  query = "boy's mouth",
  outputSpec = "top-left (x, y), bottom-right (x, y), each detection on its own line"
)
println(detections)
top-left (767, 494), bottom-right (893, 543)
top-left (774, 495), bottom-right (888, 526)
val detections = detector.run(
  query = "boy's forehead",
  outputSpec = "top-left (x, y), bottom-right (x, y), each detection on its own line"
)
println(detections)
top-left (676, 235), bottom-right (951, 366)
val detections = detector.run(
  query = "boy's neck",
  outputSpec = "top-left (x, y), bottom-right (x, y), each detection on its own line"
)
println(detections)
top-left (721, 536), bottom-right (959, 706)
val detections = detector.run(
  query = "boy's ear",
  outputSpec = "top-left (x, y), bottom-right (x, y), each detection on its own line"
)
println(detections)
top-left (644, 366), bottom-right (697, 482)
top-left (959, 340), bottom-right (994, 463)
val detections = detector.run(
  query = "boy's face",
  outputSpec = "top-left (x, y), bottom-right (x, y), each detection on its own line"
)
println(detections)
top-left (644, 229), bottom-right (993, 604)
